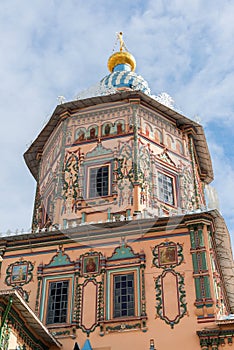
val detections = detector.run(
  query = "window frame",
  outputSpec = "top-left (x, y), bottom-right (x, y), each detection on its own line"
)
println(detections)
top-left (113, 272), bottom-right (135, 318)
top-left (46, 279), bottom-right (69, 325)
top-left (40, 275), bottom-right (74, 326)
top-left (106, 267), bottom-right (140, 321)
top-left (87, 163), bottom-right (111, 199)
top-left (157, 171), bottom-right (177, 206)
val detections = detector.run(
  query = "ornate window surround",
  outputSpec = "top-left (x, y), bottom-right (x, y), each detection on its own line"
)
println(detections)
top-left (83, 142), bottom-right (114, 201)
top-left (36, 249), bottom-right (77, 328)
top-left (100, 244), bottom-right (147, 335)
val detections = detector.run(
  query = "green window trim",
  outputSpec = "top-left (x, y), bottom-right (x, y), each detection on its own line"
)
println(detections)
top-left (190, 229), bottom-right (195, 249)
top-left (40, 274), bottom-right (74, 324)
top-left (203, 276), bottom-right (211, 298)
top-left (113, 273), bottom-right (135, 318)
top-left (194, 277), bottom-right (201, 300)
top-left (198, 228), bottom-right (204, 247)
top-left (201, 252), bottom-right (208, 270)
top-left (106, 267), bottom-right (141, 320)
top-left (192, 253), bottom-right (199, 273)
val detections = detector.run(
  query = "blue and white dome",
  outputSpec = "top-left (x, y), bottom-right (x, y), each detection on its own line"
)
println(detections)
top-left (75, 33), bottom-right (179, 114)
top-left (76, 33), bottom-right (151, 100)
top-left (100, 63), bottom-right (150, 95)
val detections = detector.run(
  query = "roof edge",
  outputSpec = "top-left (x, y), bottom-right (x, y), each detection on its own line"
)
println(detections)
top-left (23, 91), bottom-right (213, 182)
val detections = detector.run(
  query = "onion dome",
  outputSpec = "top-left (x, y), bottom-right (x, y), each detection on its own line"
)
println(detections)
top-left (75, 32), bottom-right (151, 100)
top-left (100, 32), bottom-right (151, 95)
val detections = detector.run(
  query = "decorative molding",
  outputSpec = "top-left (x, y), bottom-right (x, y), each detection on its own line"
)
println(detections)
top-left (35, 277), bottom-right (42, 316)
top-left (189, 225), bottom-right (214, 315)
top-left (42, 123), bottom-right (62, 159)
top-left (45, 250), bottom-right (73, 267)
top-left (70, 106), bottom-right (131, 129)
top-left (197, 329), bottom-right (234, 349)
top-left (155, 268), bottom-right (187, 328)
top-left (79, 251), bottom-right (103, 278)
top-left (80, 279), bottom-right (98, 334)
top-left (62, 151), bottom-right (82, 202)
top-left (100, 318), bottom-right (147, 336)
top-left (77, 277), bottom-right (103, 336)
top-left (152, 241), bottom-right (183, 269)
top-left (51, 330), bottom-right (70, 337)
top-left (106, 322), bottom-right (141, 332)
top-left (114, 139), bottom-right (134, 207)
top-left (156, 149), bottom-right (176, 167)
top-left (139, 106), bottom-right (177, 133)
top-left (102, 245), bottom-right (147, 335)
top-left (108, 244), bottom-right (136, 260)
top-left (75, 251), bottom-right (105, 336)
top-left (86, 142), bottom-right (113, 158)
top-left (73, 273), bottom-right (79, 323)
top-left (5, 259), bottom-right (34, 288)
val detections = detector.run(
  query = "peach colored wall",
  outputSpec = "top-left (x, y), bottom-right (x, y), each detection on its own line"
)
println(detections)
top-left (0, 222), bottom-right (224, 350)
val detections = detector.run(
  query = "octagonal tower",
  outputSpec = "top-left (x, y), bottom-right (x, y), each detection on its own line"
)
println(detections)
top-left (24, 34), bottom-right (213, 233)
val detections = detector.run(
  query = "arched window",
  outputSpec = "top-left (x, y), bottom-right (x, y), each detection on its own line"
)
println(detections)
top-left (75, 127), bottom-right (86, 142)
top-left (155, 129), bottom-right (163, 144)
top-left (166, 135), bottom-right (174, 149)
top-left (88, 125), bottom-right (98, 140)
top-left (104, 123), bottom-right (111, 136)
top-left (117, 121), bottom-right (124, 134)
top-left (176, 140), bottom-right (184, 155)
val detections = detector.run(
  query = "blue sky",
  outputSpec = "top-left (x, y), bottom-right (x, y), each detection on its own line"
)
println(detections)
top-left (0, 0), bottom-right (233, 249)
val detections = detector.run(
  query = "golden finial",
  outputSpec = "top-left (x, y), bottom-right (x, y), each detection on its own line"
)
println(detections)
top-left (108, 32), bottom-right (136, 72)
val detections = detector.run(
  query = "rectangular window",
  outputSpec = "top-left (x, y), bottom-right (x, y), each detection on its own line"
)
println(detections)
top-left (46, 280), bottom-right (69, 324)
top-left (158, 172), bottom-right (174, 205)
top-left (89, 165), bottom-right (109, 198)
top-left (113, 273), bottom-right (135, 318)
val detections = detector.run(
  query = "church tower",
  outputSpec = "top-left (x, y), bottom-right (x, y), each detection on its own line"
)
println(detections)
top-left (25, 32), bottom-right (212, 232)
top-left (0, 33), bottom-right (234, 350)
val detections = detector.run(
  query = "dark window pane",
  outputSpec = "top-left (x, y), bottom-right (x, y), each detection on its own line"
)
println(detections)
top-left (113, 273), bottom-right (135, 318)
top-left (46, 280), bottom-right (69, 324)
top-left (89, 166), bottom-right (109, 198)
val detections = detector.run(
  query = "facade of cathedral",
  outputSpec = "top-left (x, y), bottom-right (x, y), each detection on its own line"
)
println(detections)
top-left (0, 34), bottom-right (234, 350)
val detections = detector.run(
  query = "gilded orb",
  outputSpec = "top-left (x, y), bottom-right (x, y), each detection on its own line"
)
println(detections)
top-left (107, 51), bottom-right (136, 73)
